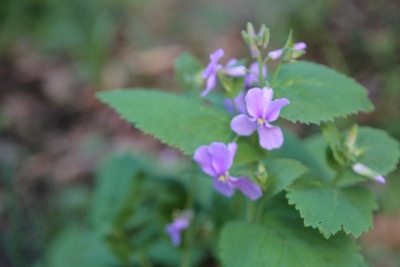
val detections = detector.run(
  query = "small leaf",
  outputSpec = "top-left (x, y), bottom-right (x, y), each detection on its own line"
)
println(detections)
top-left (287, 177), bottom-right (378, 238)
top-left (218, 194), bottom-right (367, 267)
top-left (174, 52), bottom-right (203, 90)
top-left (273, 61), bottom-right (374, 124)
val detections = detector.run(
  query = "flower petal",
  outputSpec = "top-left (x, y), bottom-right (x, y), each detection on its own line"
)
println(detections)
top-left (257, 125), bottom-right (284, 150)
top-left (245, 87), bottom-right (273, 118)
top-left (294, 42), bottom-right (307, 50)
top-left (224, 91), bottom-right (247, 114)
top-left (231, 114), bottom-right (257, 136)
top-left (352, 163), bottom-right (386, 184)
top-left (224, 66), bottom-right (246, 77)
top-left (268, 48), bottom-right (283, 60)
top-left (165, 223), bottom-right (182, 246)
top-left (213, 178), bottom-right (234, 197)
top-left (229, 176), bottom-right (262, 200)
top-left (264, 98), bottom-right (290, 122)
top-left (210, 48), bottom-right (224, 63)
top-left (200, 74), bottom-right (217, 97)
top-left (375, 175), bottom-right (386, 184)
top-left (208, 142), bottom-right (235, 174)
top-left (193, 145), bottom-right (217, 177)
top-left (244, 62), bottom-right (267, 88)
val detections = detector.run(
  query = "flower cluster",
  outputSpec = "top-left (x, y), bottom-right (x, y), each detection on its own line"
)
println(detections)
top-left (201, 49), bottom-right (246, 97)
top-left (231, 87), bottom-right (290, 150)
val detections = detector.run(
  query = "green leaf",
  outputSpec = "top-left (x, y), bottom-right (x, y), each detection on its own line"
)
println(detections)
top-left (264, 158), bottom-right (308, 197)
top-left (273, 61), bottom-right (374, 124)
top-left (97, 89), bottom-right (264, 164)
top-left (287, 177), bottom-right (378, 238)
top-left (174, 52), bottom-right (203, 90)
top-left (355, 127), bottom-right (400, 176)
top-left (219, 194), bottom-right (366, 267)
top-left (45, 228), bottom-right (116, 267)
top-left (97, 89), bottom-right (232, 155)
top-left (91, 154), bottom-right (141, 228)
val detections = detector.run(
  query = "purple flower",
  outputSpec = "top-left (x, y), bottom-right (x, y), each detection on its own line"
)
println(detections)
top-left (352, 163), bottom-right (385, 184)
top-left (165, 210), bottom-right (193, 246)
top-left (224, 91), bottom-right (247, 114)
top-left (193, 142), bottom-right (262, 200)
top-left (230, 87), bottom-right (290, 150)
top-left (201, 49), bottom-right (246, 97)
top-left (268, 42), bottom-right (307, 60)
top-left (244, 62), bottom-right (267, 88)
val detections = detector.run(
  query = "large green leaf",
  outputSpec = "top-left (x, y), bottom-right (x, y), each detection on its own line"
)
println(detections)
top-left (97, 89), bottom-right (232, 155)
top-left (355, 127), bottom-right (400, 175)
top-left (287, 177), bottom-right (378, 238)
top-left (45, 228), bottom-right (116, 267)
top-left (218, 194), bottom-right (366, 267)
top-left (91, 154), bottom-right (141, 228)
top-left (273, 61), bottom-right (374, 124)
top-left (264, 158), bottom-right (308, 197)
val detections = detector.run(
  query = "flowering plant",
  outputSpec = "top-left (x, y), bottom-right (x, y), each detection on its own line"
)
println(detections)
top-left (95, 23), bottom-right (399, 266)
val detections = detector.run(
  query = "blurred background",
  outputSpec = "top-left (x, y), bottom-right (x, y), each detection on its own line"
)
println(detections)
top-left (0, 0), bottom-right (399, 266)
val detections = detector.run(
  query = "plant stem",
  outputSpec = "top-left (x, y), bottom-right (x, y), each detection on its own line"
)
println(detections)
top-left (270, 62), bottom-right (282, 87)
top-left (257, 55), bottom-right (265, 87)
top-left (181, 167), bottom-right (196, 267)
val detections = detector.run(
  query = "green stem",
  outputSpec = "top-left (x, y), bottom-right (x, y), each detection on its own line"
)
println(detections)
top-left (181, 167), bottom-right (196, 267)
top-left (257, 56), bottom-right (265, 87)
top-left (270, 62), bottom-right (282, 87)
top-left (255, 193), bottom-right (268, 223)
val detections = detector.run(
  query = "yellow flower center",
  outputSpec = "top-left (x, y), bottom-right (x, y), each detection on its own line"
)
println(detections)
top-left (218, 174), bottom-right (228, 183)
top-left (257, 118), bottom-right (265, 126)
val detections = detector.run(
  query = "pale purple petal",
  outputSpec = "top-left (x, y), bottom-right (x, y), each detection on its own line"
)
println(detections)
top-left (257, 125), bottom-right (284, 150)
top-left (268, 42), bottom-right (306, 60)
top-left (375, 175), bottom-right (386, 184)
top-left (268, 48), bottom-right (283, 60)
top-left (193, 146), bottom-right (217, 177)
top-left (229, 176), bottom-right (263, 200)
top-left (224, 65), bottom-right (246, 77)
top-left (231, 114), bottom-right (257, 136)
top-left (352, 163), bottom-right (385, 184)
top-left (213, 178), bottom-right (234, 197)
top-left (245, 87), bottom-right (273, 118)
top-left (294, 42), bottom-right (307, 50)
top-left (264, 98), bottom-right (290, 122)
top-left (227, 142), bottom-right (237, 156)
top-left (244, 62), bottom-right (267, 88)
top-left (200, 74), bottom-right (217, 97)
top-left (165, 224), bottom-right (182, 246)
top-left (207, 142), bottom-right (235, 174)
top-left (165, 214), bottom-right (191, 246)
top-left (224, 91), bottom-right (247, 114)
top-left (210, 48), bottom-right (224, 63)
top-left (352, 163), bottom-right (373, 177)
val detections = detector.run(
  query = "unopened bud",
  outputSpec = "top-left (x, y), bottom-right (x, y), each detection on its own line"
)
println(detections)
top-left (255, 161), bottom-right (268, 184)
